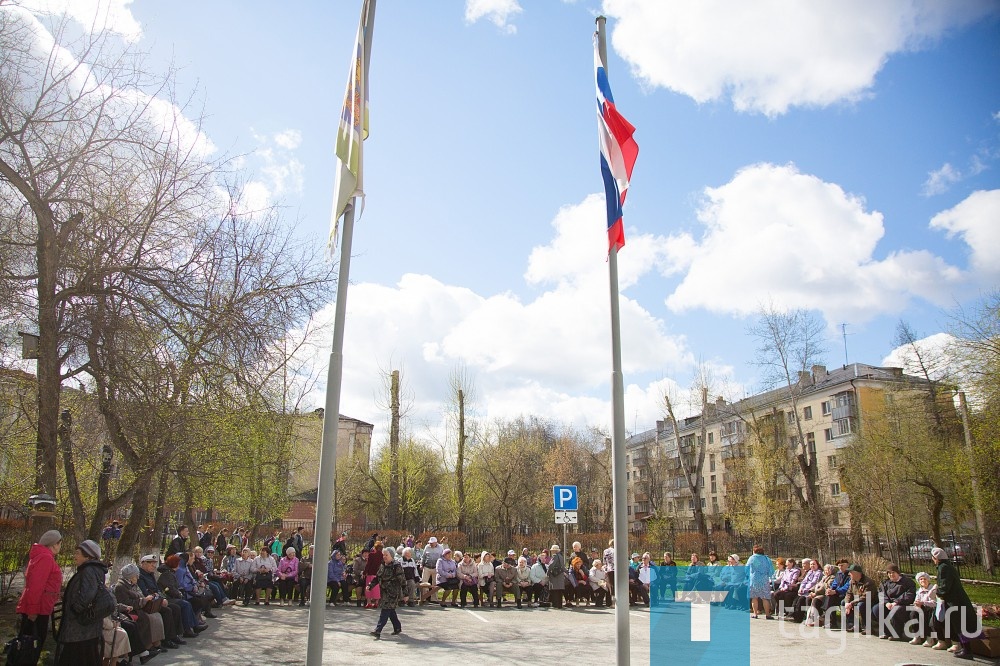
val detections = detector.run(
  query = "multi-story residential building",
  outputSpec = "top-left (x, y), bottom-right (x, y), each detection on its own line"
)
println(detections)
top-left (624, 363), bottom-right (936, 533)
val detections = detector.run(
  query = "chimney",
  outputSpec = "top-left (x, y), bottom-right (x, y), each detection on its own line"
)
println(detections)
top-left (811, 365), bottom-right (827, 382)
top-left (798, 370), bottom-right (811, 385)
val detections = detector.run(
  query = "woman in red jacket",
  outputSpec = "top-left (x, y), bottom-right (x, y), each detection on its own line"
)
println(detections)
top-left (15, 529), bottom-right (64, 665)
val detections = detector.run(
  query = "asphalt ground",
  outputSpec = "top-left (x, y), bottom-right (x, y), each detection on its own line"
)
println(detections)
top-left (135, 599), bottom-right (999, 666)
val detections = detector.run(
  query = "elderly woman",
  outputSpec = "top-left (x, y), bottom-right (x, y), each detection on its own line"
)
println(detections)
top-left (276, 546), bottom-right (299, 606)
top-left (352, 551), bottom-right (367, 607)
top-left (327, 550), bottom-right (347, 605)
top-left (589, 558), bottom-right (609, 607)
top-left (516, 557), bottom-right (533, 605)
top-left (720, 554), bottom-right (744, 610)
top-left (400, 547), bottom-right (419, 607)
top-left (547, 545), bottom-right (567, 609)
top-left (435, 548), bottom-right (460, 607)
top-left (746, 545), bottom-right (774, 619)
top-left (908, 571), bottom-right (939, 646)
top-left (529, 553), bottom-right (549, 607)
top-left (115, 563), bottom-right (167, 661)
top-left (458, 551), bottom-right (481, 608)
top-left (56, 540), bottom-right (114, 666)
top-left (478, 552), bottom-right (496, 606)
top-left (931, 547), bottom-right (976, 657)
top-left (252, 546), bottom-right (278, 605)
top-left (805, 564), bottom-right (837, 627)
top-left (368, 548), bottom-right (407, 639)
top-left (790, 558), bottom-right (822, 622)
top-left (15, 530), bottom-right (63, 666)
top-left (176, 553), bottom-right (215, 621)
top-left (363, 543), bottom-right (384, 609)
top-left (772, 558), bottom-right (802, 614)
top-left (232, 547), bottom-right (256, 605)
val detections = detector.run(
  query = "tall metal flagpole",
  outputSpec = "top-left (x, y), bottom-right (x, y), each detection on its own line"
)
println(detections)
top-left (596, 15), bottom-right (631, 666)
top-left (306, 201), bottom-right (357, 666)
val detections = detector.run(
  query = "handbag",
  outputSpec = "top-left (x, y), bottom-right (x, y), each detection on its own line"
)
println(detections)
top-left (2, 634), bottom-right (38, 666)
top-left (80, 586), bottom-right (117, 625)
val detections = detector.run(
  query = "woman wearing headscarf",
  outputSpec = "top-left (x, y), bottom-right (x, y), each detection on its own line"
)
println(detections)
top-left (435, 549), bottom-right (460, 607)
top-left (932, 547), bottom-right (976, 658)
top-left (547, 544), bottom-right (566, 609)
top-left (55, 540), bottom-right (113, 666)
top-left (114, 562), bottom-right (168, 661)
top-left (909, 571), bottom-right (939, 646)
top-left (14, 529), bottom-right (63, 666)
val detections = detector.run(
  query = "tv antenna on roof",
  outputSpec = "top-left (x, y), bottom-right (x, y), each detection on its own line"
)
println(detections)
top-left (840, 323), bottom-right (850, 366)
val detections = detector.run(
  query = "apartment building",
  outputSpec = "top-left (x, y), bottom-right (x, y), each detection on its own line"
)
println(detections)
top-left (624, 363), bottom-right (933, 533)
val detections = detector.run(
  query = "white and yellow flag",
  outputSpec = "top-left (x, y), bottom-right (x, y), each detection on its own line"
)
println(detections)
top-left (330, 0), bottom-right (375, 249)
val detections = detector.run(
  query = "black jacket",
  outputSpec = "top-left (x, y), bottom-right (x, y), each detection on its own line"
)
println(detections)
top-left (156, 565), bottom-right (183, 600)
top-left (166, 535), bottom-right (187, 556)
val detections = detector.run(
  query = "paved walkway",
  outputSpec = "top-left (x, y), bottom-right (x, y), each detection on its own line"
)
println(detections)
top-left (135, 602), bottom-right (996, 665)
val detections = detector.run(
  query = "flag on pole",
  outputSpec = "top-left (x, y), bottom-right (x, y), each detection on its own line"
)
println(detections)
top-left (330, 0), bottom-right (375, 250)
top-left (594, 34), bottom-right (638, 254)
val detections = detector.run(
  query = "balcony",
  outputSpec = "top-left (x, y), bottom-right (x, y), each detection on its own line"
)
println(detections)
top-left (831, 404), bottom-right (855, 421)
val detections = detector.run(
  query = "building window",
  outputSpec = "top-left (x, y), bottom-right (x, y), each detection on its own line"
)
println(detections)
top-left (712, 497), bottom-right (719, 512)
top-left (626, 455), bottom-right (630, 465)
top-left (830, 483), bottom-right (841, 497)
top-left (711, 475), bottom-right (717, 494)
top-left (834, 418), bottom-right (853, 437)
top-left (626, 471), bottom-right (630, 480)
top-left (708, 432), bottom-right (714, 444)
top-left (803, 405), bottom-right (812, 420)
top-left (628, 506), bottom-right (632, 515)
top-left (828, 454), bottom-right (838, 469)
top-left (688, 499), bottom-right (694, 510)
top-left (821, 400), bottom-right (832, 416)
top-left (709, 454), bottom-right (716, 472)
top-left (789, 436), bottom-right (797, 448)
top-left (824, 428), bottom-right (833, 441)
top-left (701, 498), bottom-right (706, 508)
top-left (806, 432), bottom-right (816, 454)
top-left (832, 510), bottom-right (840, 526)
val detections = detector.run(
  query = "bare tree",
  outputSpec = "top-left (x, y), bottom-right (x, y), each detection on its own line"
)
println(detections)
top-left (447, 364), bottom-right (476, 528)
top-left (747, 305), bottom-right (829, 558)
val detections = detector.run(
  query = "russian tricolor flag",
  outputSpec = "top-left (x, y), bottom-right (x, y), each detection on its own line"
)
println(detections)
top-left (595, 36), bottom-right (638, 254)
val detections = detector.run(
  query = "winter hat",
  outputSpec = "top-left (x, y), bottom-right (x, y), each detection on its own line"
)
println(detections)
top-left (39, 530), bottom-right (62, 546)
top-left (120, 563), bottom-right (140, 579)
top-left (428, 536), bottom-right (438, 544)
top-left (78, 539), bottom-right (101, 559)
top-left (930, 547), bottom-right (947, 561)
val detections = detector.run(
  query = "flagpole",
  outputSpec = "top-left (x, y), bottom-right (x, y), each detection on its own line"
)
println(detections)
top-left (596, 15), bottom-right (631, 666)
top-left (306, 200), bottom-right (356, 666)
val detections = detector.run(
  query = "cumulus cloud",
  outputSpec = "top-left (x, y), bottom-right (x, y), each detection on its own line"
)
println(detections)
top-left (602, 0), bottom-right (998, 115)
top-left (464, 0), bottom-right (522, 34)
top-left (922, 163), bottom-right (962, 196)
top-left (662, 163), bottom-right (967, 324)
top-left (305, 195), bottom-right (694, 438)
top-left (237, 129), bottom-right (305, 212)
top-left (16, 0), bottom-right (142, 41)
top-left (929, 189), bottom-right (1000, 280)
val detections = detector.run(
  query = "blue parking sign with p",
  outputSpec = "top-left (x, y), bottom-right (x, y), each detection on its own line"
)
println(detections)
top-left (553, 485), bottom-right (578, 511)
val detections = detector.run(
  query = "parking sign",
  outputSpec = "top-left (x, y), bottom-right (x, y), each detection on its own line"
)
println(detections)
top-left (553, 485), bottom-right (578, 511)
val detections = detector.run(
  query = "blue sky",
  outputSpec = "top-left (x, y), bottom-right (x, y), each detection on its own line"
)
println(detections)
top-left (12, 0), bottom-right (1000, 444)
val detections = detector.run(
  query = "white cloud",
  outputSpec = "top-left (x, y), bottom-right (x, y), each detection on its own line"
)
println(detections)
top-left (881, 332), bottom-right (958, 380)
top-left (305, 195), bottom-right (694, 439)
top-left (274, 129), bottom-right (302, 150)
top-left (929, 189), bottom-right (1000, 281)
top-left (464, 0), bottom-right (522, 34)
top-left (16, 0), bottom-right (142, 41)
top-left (922, 163), bottom-right (962, 196)
top-left (601, 0), bottom-right (998, 115)
top-left (663, 163), bottom-right (966, 324)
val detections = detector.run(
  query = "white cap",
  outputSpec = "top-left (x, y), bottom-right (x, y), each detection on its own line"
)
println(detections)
top-left (428, 536), bottom-right (438, 544)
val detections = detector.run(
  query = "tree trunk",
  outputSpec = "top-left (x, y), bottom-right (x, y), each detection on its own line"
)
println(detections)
top-left (32, 209), bottom-right (60, 541)
top-left (150, 470), bottom-right (170, 552)
top-left (387, 370), bottom-right (401, 529)
top-left (456, 389), bottom-right (466, 529)
top-left (57, 409), bottom-right (88, 541)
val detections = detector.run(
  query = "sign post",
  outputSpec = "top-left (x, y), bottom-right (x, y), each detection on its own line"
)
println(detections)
top-left (553, 486), bottom-right (579, 560)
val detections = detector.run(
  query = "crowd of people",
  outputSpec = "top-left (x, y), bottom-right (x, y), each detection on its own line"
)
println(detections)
top-left (9, 525), bottom-right (984, 663)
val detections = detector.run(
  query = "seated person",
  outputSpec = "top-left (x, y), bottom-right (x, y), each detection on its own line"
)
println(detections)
top-left (589, 559), bottom-right (610, 607)
top-left (875, 564), bottom-right (915, 640)
top-left (493, 559), bottom-right (521, 608)
top-left (571, 557), bottom-right (591, 606)
top-left (805, 564), bottom-right (837, 626)
top-left (791, 558), bottom-right (823, 622)
top-left (843, 564), bottom-right (877, 632)
top-left (908, 571), bottom-right (939, 646)
top-left (772, 557), bottom-right (802, 614)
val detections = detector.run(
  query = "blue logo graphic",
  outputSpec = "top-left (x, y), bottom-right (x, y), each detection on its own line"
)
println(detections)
top-left (552, 485), bottom-right (578, 511)
top-left (649, 565), bottom-right (750, 664)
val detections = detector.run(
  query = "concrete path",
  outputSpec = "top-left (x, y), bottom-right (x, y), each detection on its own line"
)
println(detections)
top-left (137, 602), bottom-right (997, 665)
